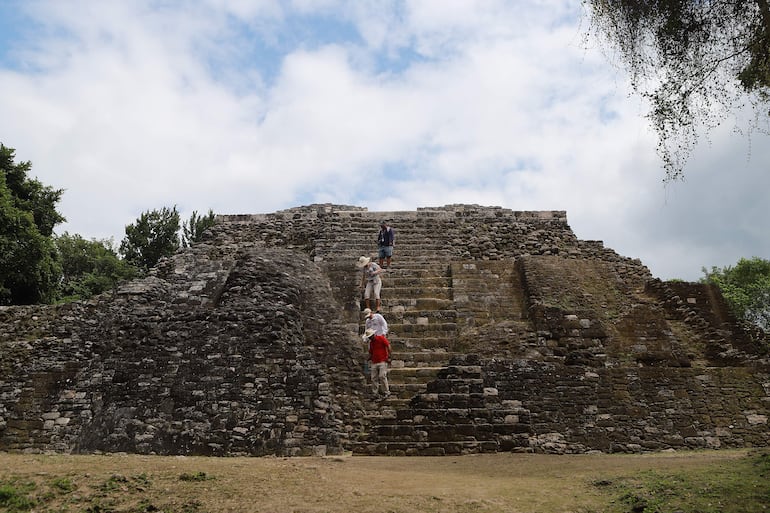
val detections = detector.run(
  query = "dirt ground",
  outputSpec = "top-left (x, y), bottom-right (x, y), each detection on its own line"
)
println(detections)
top-left (0, 449), bottom-right (752, 513)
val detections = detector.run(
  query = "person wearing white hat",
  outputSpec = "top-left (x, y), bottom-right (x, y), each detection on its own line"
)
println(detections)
top-left (363, 327), bottom-right (391, 397)
top-left (362, 307), bottom-right (388, 336)
top-left (356, 255), bottom-right (385, 312)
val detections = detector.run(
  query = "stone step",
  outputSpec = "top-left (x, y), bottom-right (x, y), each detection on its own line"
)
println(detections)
top-left (451, 279), bottom-right (512, 292)
top-left (321, 240), bottom-right (457, 250)
top-left (358, 266), bottom-right (452, 277)
top-left (318, 251), bottom-right (455, 262)
top-left (324, 241), bottom-right (455, 251)
top-left (319, 220), bottom-right (462, 228)
top-left (388, 336), bottom-right (455, 351)
top-left (357, 326), bottom-right (458, 342)
top-left (318, 252), bottom-right (456, 262)
top-left (388, 335), bottom-right (456, 350)
top-left (382, 286), bottom-right (453, 300)
top-left (349, 440), bottom-right (500, 456)
top-left (368, 411), bottom-right (529, 427)
top-left (315, 239), bottom-right (455, 250)
top-left (370, 422), bottom-right (503, 440)
top-left (382, 406), bottom-right (531, 424)
top-left (408, 394), bottom-right (489, 409)
top-left (384, 323), bottom-right (458, 337)
top-left (385, 254), bottom-right (457, 263)
top-left (390, 359), bottom-right (448, 369)
top-left (387, 366), bottom-right (442, 383)
top-left (383, 276), bottom-right (452, 288)
top-left (387, 333), bottom-right (457, 347)
top-left (378, 316), bottom-right (456, 328)
top-left (379, 298), bottom-right (454, 310)
top-left (313, 222), bottom-right (460, 231)
top-left (428, 365), bottom-right (484, 378)
top-left (385, 383), bottom-right (428, 398)
top-left (359, 393), bottom-right (413, 407)
top-left (377, 302), bottom-right (454, 314)
top-left (385, 309), bottom-right (458, 322)
top-left (390, 351), bottom-right (458, 366)
top-left (386, 322), bottom-right (457, 334)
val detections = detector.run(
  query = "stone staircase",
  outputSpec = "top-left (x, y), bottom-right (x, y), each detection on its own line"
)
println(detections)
top-left (311, 210), bottom-right (516, 455)
top-left (299, 205), bottom-right (768, 456)
top-left (355, 359), bottom-right (533, 455)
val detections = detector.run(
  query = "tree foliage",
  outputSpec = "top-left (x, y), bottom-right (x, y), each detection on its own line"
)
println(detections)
top-left (56, 233), bottom-right (138, 301)
top-left (585, 0), bottom-right (770, 180)
top-left (0, 144), bottom-right (64, 304)
top-left (119, 206), bottom-right (181, 271)
top-left (182, 209), bottom-right (216, 248)
top-left (1, 143), bottom-right (216, 303)
top-left (702, 256), bottom-right (770, 332)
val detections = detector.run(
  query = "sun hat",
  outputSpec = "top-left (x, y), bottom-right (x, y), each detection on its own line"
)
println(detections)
top-left (364, 328), bottom-right (376, 338)
top-left (362, 308), bottom-right (372, 316)
top-left (356, 256), bottom-right (371, 268)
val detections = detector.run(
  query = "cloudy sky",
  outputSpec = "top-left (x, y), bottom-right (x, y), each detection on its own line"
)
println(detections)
top-left (1, 0), bottom-right (767, 281)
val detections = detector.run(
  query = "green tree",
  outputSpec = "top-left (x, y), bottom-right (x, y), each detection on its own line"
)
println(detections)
top-left (182, 209), bottom-right (216, 247)
top-left (119, 206), bottom-right (181, 271)
top-left (55, 232), bottom-right (138, 301)
top-left (584, 0), bottom-right (770, 180)
top-left (702, 257), bottom-right (770, 332)
top-left (0, 144), bottom-right (63, 304)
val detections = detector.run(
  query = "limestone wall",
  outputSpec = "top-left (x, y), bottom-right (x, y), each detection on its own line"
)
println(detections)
top-left (1, 239), bottom-right (367, 456)
top-left (1, 203), bottom-right (768, 456)
top-left (484, 359), bottom-right (770, 453)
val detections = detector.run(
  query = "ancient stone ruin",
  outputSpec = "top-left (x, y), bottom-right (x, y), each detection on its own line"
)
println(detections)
top-left (1, 204), bottom-right (768, 456)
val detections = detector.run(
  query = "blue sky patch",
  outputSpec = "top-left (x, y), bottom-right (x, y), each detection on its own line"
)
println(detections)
top-left (0, 3), bottom-right (32, 70)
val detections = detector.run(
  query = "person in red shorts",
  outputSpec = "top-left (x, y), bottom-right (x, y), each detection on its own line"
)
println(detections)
top-left (364, 328), bottom-right (391, 398)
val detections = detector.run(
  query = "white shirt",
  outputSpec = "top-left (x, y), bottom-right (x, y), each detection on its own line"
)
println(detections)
top-left (365, 312), bottom-right (388, 335)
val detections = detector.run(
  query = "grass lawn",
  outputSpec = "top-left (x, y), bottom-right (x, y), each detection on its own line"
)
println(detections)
top-left (0, 448), bottom-right (768, 513)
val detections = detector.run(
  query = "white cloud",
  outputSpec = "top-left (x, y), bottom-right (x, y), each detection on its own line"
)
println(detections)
top-left (0, 0), bottom-right (766, 281)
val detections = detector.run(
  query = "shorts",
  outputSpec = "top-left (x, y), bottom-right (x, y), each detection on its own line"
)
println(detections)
top-left (365, 278), bottom-right (382, 300)
top-left (378, 246), bottom-right (393, 259)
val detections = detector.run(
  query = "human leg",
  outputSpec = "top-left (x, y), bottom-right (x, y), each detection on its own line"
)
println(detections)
top-left (378, 247), bottom-right (387, 267)
top-left (383, 246), bottom-right (393, 268)
top-left (370, 362), bottom-right (379, 394)
top-left (373, 280), bottom-right (382, 312)
top-left (372, 362), bottom-right (389, 395)
top-left (375, 362), bottom-right (390, 395)
top-left (365, 281), bottom-right (374, 310)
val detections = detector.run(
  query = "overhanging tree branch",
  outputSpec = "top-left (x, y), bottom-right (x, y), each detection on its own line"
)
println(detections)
top-left (585, 0), bottom-right (770, 180)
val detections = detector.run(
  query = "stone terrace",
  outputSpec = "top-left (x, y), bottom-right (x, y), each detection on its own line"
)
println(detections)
top-left (1, 204), bottom-right (768, 456)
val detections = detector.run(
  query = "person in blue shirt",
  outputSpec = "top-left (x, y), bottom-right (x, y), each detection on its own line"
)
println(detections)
top-left (377, 221), bottom-right (395, 268)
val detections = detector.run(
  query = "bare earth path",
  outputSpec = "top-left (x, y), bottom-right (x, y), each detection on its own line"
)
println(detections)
top-left (0, 449), bottom-right (751, 512)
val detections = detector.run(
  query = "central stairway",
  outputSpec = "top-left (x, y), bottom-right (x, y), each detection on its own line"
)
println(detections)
top-left (312, 209), bottom-right (529, 455)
